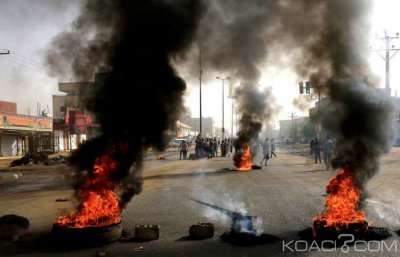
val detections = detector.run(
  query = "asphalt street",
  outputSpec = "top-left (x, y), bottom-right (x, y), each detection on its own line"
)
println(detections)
top-left (1, 146), bottom-right (400, 256)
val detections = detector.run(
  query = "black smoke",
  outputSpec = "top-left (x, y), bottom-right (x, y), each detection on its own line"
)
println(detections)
top-left (47, 0), bottom-right (205, 208)
top-left (194, 1), bottom-right (280, 156)
top-left (234, 84), bottom-right (274, 160)
top-left (188, 0), bottom-right (393, 188)
top-left (288, 0), bottom-right (395, 190)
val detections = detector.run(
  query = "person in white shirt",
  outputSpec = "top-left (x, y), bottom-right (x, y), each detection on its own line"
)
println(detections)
top-left (260, 138), bottom-right (270, 166)
top-left (322, 136), bottom-right (334, 170)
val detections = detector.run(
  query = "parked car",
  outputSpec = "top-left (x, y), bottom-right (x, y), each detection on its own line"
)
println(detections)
top-left (169, 138), bottom-right (186, 148)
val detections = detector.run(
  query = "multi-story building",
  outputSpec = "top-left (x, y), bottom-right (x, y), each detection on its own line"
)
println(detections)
top-left (279, 116), bottom-right (311, 143)
top-left (52, 75), bottom-right (101, 151)
top-left (0, 100), bottom-right (53, 156)
top-left (181, 115), bottom-right (214, 138)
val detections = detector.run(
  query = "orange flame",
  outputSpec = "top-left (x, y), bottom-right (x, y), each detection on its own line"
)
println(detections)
top-left (234, 143), bottom-right (253, 171)
top-left (56, 151), bottom-right (121, 228)
top-left (314, 167), bottom-right (366, 228)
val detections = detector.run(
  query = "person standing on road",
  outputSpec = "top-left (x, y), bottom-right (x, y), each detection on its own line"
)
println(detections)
top-left (310, 139), bottom-right (315, 156)
top-left (313, 138), bottom-right (322, 163)
top-left (322, 135), bottom-right (334, 170)
top-left (260, 138), bottom-right (270, 166)
top-left (270, 139), bottom-right (277, 158)
top-left (179, 140), bottom-right (188, 160)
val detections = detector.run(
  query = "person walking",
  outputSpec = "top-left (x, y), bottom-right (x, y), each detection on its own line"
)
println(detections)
top-left (260, 138), bottom-right (270, 166)
top-left (322, 135), bottom-right (334, 170)
top-left (313, 138), bottom-right (322, 163)
top-left (270, 139), bottom-right (277, 158)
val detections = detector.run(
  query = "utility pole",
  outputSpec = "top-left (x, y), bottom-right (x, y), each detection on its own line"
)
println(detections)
top-left (288, 112), bottom-right (297, 140)
top-left (216, 76), bottom-right (230, 139)
top-left (199, 46), bottom-right (203, 137)
top-left (373, 31), bottom-right (400, 96)
top-left (0, 48), bottom-right (7, 157)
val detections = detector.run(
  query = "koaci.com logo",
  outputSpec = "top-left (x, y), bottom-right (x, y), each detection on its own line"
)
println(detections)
top-left (282, 234), bottom-right (397, 253)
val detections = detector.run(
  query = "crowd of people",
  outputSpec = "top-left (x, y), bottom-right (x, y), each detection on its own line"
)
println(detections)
top-left (177, 135), bottom-right (335, 171)
top-left (177, 137), bottom-right (235, 160)
top-left (178, 136), bottom-right (280, 164)
top-left (193, 137), bottom-right (234, 159)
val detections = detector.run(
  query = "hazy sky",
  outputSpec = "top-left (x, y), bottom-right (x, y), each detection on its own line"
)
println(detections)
top-left (0, 0), bottom-right (399, 132)
top-left (0, 0), bottom-right (80, 115)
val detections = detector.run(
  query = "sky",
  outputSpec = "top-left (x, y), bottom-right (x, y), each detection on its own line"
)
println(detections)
top-left (0, 0), bottom-right (399, 134)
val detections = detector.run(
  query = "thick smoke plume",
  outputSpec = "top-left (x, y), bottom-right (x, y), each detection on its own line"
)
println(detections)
top-left (287, 0), bottom-right (394, 191)
top-left (47, 0), bottom-right (205, 208)
top-left (47, 0), bottom-right (393, 208)
top-left (193, 1), bottom-right (281, 155)
top-left (185, 0), bottom-right (394, 190)
top-left (234, 85), bottom-right (274, 156)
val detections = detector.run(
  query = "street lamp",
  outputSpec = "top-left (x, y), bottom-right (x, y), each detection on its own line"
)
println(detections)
top-left (216, 76), bottom-right (230, 139)
top-left (228, 95), bottom-right (236, 138)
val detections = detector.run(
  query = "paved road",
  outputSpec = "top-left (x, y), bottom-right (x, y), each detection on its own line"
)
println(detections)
top-left (1, 147), bottom-right (400, 256)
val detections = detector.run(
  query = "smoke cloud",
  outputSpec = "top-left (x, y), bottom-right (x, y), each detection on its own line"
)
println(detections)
top-left (191, 0), bottom-right (282, 156)
top-left (47, 0), bottom-right (392, 207)
top-left (234, 85), bottom-right (275, 156)
top-left (287, 0), bottom-right (394, 190)
top-left (47, 0), bottom-right (205, 208)
top-left (193, 0), bottom-right (393, 188)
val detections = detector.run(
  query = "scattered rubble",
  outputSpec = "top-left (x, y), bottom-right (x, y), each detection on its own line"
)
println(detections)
top-left (10, 153), bottom-right (67, 167)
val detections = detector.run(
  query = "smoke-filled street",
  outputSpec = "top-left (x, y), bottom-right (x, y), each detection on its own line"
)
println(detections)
top-left (1, 146), bottom-right (400, 256)
top-left (1, 0), bottom-right (400, 256)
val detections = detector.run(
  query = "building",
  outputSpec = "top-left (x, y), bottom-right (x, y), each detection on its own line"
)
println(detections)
top-left (0, 100), bottom-right (53, 156)
top-left (180, 115), bottom-right (214, 138)
top-left (175, 120), bottom-right (195, 138)
top-left (52, 75), bottom-right (100, 151)
top-left (279, 116), bottom-right (311, 142)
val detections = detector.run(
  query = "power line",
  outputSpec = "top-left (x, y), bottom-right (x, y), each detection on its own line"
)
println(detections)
top-left (1, 55), bottom-right (49, 74)
top-left (371, 30), bottom-right (400, 96)
top-left (0, 48), bottom-right (63, 77)
top-left (10, 50), bottom-right (52, 71)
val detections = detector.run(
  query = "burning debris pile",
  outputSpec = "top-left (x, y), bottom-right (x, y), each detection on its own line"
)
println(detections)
top-left (288, 0), bottom-right (395, 243)
top-left (47, 0), bottom-right (205, 243)
top-left (233, 143), bottom-right (253, 170)
top-left (313, 167), bottom-right (368, 241)
top-left (52, 147), bottom-right (123, 244)
top-left (55, 148), bottom-right (121, 228)
top-left (232, 86), bottom-right (274, 171)
top-left (156, 154), bottom-right (166, 160)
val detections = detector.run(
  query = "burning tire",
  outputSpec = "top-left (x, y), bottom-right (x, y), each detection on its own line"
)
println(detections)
top-left (313, 220), bottom-right (368, 243)
top-left (52, 222), bottom-right (122, 245)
